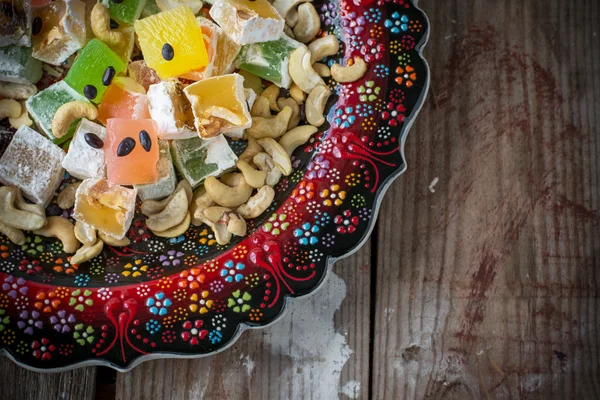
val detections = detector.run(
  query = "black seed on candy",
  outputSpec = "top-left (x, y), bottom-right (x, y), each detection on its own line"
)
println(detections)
top-left (84, 132), bottom-right (104, 149)
top-left (83, 84), bottom-right (97, 100)
top-left (139, 130), bottom-right (152, 152)
top-left (102, 66), bottom-right (115, 86)
top-left (110, 19), bottom-right (119, 29)
top-left (32, 17), bottom-right (42, 36)
top-left (117, 137), bottom-right (135, 157)
top-left (162, 43), bottom-right (174, 61)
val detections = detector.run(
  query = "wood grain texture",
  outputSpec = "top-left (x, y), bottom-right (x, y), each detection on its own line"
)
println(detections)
top-left (115, 242), bottom-right (371, 400)
top-left (372, 0), bottom-right (600, 399)
top-left (0, 358), bottom-right (96, 400)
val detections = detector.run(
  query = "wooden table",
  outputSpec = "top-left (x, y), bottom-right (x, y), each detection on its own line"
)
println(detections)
top-left (2, 0), bottom-right (599, 398)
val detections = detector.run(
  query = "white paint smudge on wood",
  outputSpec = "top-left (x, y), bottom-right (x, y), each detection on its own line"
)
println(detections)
top-left (341, 380), bottom-right (361, 399)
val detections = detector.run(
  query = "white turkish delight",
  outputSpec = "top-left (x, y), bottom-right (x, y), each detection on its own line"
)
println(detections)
top-left (135, 140), bottom-right (177, 201)
top-left (147, 80), bottom-right (197, 140)
top-left (61, 119), bottom-right (106, 180)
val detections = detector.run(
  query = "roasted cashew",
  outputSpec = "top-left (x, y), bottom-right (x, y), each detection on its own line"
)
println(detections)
top-left (198, 206), bottom-right (232, 245)
top-left (0, 99), bottom-right (21, 119)
top-left (98, 232), bottom-right (130, 247)
top-left (289, 46), bottom-right (325, 94)
top-left (308, 35), bottom-right (340, 63)
top-left (202, 207), bottom-right (246, 237)
top-left (237, 160), bottom-right (267, 188)
top-left (145, 188), bottom-right (189, 232)
top-left (0, 186), bottom-right (46, 230)
top-left (276, 97), bottom-right (301, 130)
top-left (52, 101), bottom-right (98, 139)
top-left (253, 152), bottom-right (283, 186)
top-left (239, 70), bottom-right (264, 95)
top-left (141, 180), bottom-right (192, 216)
top-left (283, 24), bottom-right (295, 39)
top-left (91, 3), bottom-right (124, 47)
top-left (71, 239), bottom-right (103, 265)
top-left (0, 220), bottom-right (24, 245)
top-left (257, 138), bottom-right (292, 176)
top-left (260, 85), bottom-right (281, 112)
top-left (305, 84), bottom-right (331, 127)
top-left (0, 82), bottom-right (37, 99)
top-left (251, 96), bottom-right (271, 118)
top-left (285, 8), bottom-right (298, 27)
top-left (290, 83), bottom-right (306, 104)
top-left (227, 213), bottom-right (247, 237)
top-left (237, 186), bottom-right (276, 219)
top-left (152, 212), bottom-right (191, 238)
top-left (204, 174), bottom-right (253, 208)
top-left (279, 125), bottom-right (318, 156)
top-left (293, 3), bottom-right (320, 43)
top-left (312, 63), bottom-right (331, 77)
top-left (57, 182), bottom-right (81, 210)
top-left (273, 0), bottom-right (309, 19)
top-left (74, 221), bottom-right (97, 246)
top-left (8, 101), bottom-right (32, 129)
top-left (331, 57), bottom-right (368, 83)
top-left (33, 216), bottom-right (80, 254)
top-left (13, 187), bottom-right (45, 218)
top-left (247, 106), bottom-right (292, 139)
top-left (239, 137), bottom-right (263, 164)
top-left (190, 187), bottom-right (215, 226)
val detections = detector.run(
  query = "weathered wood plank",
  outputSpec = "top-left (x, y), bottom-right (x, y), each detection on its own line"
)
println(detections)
top-left (115, 243), bottom-right (371, 400)
top-left (0, 358), bottom-right (97, 400)
top-left (372, 0), bottom-right (600, 399)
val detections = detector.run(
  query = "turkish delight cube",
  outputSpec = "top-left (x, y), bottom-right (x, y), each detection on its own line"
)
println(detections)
top-left (31, 0), bottom-right (87, 66)
top-left (26, 80), bottom-right (89, 142)
top-left (147, 80), bottom-right (196, 140)
top-left (64, 38), bottom-right (127, 103)
top-left (128, 60), bottom-right (161, 91)
top-left (111, 24), bottom-right (136, 63)
top-left (225, 89), bottom-right (257, 139)
top-left (135, 140), bottom-right (176, 201)
top-left (235, 35), bottom-right (301, 88)
top-left (171, 135), bottom-right (237, 188)
top-left (134, 5), bottom-right (208, 79)
top-left (156, 0), bottom-right (202, 13)
top-left (61, 118), bottom-right (106, 180)
top-left (209, 0), bottom-right (284, 45)
top-left (101, 0), bottom-right (147, 25)
top-left (0, 125), bottom-right (65, 205)
top-left (0, 0), bottom-right (31, 47)
top-left (183, 73), bottom-right (252, 138)
top-left (141, 0), bottom-right (160, 18)
top-left (98, 77), bottom-right (151, 125)
top-left (198, 17), bottom-right (240, 76)
top-left (0, 44), bottom-right (42, 84)
top-left (73, 178), bottom-right (137, 239)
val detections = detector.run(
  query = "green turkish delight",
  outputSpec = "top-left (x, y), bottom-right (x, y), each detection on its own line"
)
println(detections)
top-left (135, 140), bottom-right (177, 201)
top-left (102, 0), bottom-right (147, 25)
top-left (0, 45), bottom-right (42, 84)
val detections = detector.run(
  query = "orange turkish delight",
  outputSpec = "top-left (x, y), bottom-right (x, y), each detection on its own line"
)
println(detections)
top-left (98, 77), bottom-right (151, 125)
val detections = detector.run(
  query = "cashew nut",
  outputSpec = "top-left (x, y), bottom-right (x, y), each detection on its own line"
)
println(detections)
top-left (289, 46), bottom-right (325, 94)
top-left (257, 138), bottom-right (292, 176)
top-left (250, 96), bottom-right (271, 118)
top-left (285, 8), bottom-right (298, 27)
top-left (239, 137), bottom-right (263, 164)
top-left (312, 63), bottom-right (331, 77)
top-left (293, 3), bottom-right (320, 43)
top-left (33, 216), bottom-right (80, 254)
top-left (253, 152), bottom-right (283, 186)
top-left (276, 97), bottom-right (301, 129)
top-left (279, 125), bottom-right (318, 156)
top-left (141, 180), bottom-right (192, 216)
top-left (204, 174), bottom-right (253, 208)
top-left (74, 221), bottom-right (97, 246)
top-left (308, 35), bottom-right (340, 63)
top-left (273, 0), bottom-right (309, 19)
top-left (0, 219), bottom-right (24, 245)
top-left (239, 70), bottom-right (264, 95)
top-left (0, 186), bottom-right (46, 230)
top-left (198, 206), bottom-right (232, 245)
top-left (237, 186), bottom-right (275, 219)
top-left (247, 106), bottom-right (292, 139)
top-left (190, 187), bottom-right (215, 226)
top-left (227, 213), bottom-right (247, 237)
top-left (152, 211), bottom-right (191, 238)
top-left (290, 83), bottom-right (306, 104)
top-left (331, 57), bottom-right (368, 83)
top-left (0, 99), bottom-right (22, 119)
top-left (283, 24), bottom-right (295, 39)
top-left (8, 101), bottom-right (32, 129)
top-left (57, 182), bottom-right (81, 210)
top-left (91, 3), bottom-right (124, 47)
top-left (0, 82), bottom-right (37, 99)
top-left (13, 187), bottom-right (45, 218)
top-left (202, 207), bottom-right (246, 237)
top-left (237, 160), bottom-right (267, 188)
top-left (145, 188), bottom-right (189, 232)
top-left (305, 84), bottom-right (331, 127)
top-left (98, 232), bottom-right (130, 247)
top-left (52, 101), bottom-right (98, 139)
top-left (70, 239), bottom-right (103, 265)
top-left (260, 85), bottom-right (281, 112)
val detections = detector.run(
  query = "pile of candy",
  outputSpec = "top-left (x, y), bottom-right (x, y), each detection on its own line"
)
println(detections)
top-left (0, 0), bottom-right (365, 264)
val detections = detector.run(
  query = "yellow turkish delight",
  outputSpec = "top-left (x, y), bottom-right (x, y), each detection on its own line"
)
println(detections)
top-left (183, 73), bottom-right (252, 139)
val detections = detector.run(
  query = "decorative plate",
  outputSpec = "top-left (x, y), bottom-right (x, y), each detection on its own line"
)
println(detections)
top-left (0, 0), bottom-right (429, 371)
